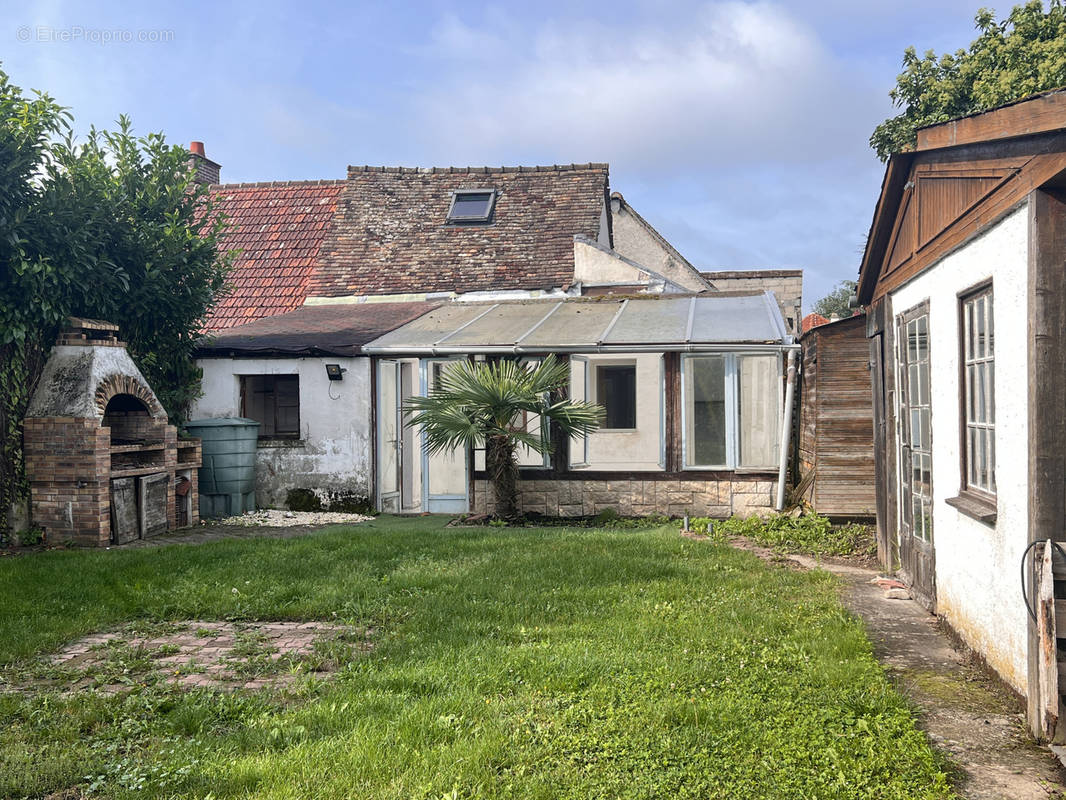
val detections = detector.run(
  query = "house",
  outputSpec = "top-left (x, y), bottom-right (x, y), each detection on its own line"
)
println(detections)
top-left (362, 293), bottom-right (793, 516)
top-left (190, 151), bottom-right (801, 518)
top-left (856, 89), bottom-right (1066, 739)
top-left (795, 313), bottom-right (875, 519)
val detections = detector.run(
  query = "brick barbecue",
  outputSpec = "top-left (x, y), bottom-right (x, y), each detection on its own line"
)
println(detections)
top-left (23, 318), bottom-right (201, 546)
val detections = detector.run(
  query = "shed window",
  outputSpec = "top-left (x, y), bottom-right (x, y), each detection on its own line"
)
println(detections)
top-left (447, 189), bottom-right (496, 222)
top-left (594, 363), bottom-right (637, 429)
top-left (241, 375), bottom-right (300, 439)
top-left (962, 286), bottom-right (995, 496)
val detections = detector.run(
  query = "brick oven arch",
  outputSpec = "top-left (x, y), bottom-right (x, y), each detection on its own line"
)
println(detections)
top-left (94, 373), bottom-right (166, 419)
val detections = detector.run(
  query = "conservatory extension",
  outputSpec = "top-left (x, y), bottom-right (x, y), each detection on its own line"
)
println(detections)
top-left (363, 293), bottom-right (797, 518)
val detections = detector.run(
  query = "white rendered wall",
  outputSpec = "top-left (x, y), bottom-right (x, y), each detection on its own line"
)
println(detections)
top-left (889, 203), bottom-right (1029, 692)
top-left (573, 238), bottom-right (655, 286)
top-left (191, 356), bottom-right (371, 508)
top-left (610, 202), bottom-right (708, 292)
top-left (573, 352), bottom-right (664, 471)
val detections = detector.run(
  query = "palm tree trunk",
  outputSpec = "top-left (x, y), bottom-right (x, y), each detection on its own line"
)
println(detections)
top-left (487, 435), bottom-right (519, 519)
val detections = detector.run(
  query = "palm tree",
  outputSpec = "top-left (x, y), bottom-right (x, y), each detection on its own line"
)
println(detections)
top-left (403, 355), bottom-right (603, 520)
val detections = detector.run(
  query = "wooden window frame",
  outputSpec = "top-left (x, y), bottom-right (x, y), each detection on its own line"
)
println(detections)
top-left (947, 280), bottom-right (997, 524)
top-left (240, 374), bottom-right (301, 441)
top-left (896, 301), bottom-right (934, 543)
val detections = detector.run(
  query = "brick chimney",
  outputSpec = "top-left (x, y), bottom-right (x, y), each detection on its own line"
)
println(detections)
top-left (188, 141), bottom-right (220, 185)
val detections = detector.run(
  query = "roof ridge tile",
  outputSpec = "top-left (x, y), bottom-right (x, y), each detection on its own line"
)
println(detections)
top-left (211, 179), bottom-right (347, 190)
top-left (346, 163), bottom-right (608, 176)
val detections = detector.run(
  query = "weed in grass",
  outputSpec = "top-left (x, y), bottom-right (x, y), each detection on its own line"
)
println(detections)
top-left (690, 512), bottom-right (875, 558)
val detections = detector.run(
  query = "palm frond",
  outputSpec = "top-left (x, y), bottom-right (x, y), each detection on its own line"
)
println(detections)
top-left (403, 355), bottom-right (604, 456)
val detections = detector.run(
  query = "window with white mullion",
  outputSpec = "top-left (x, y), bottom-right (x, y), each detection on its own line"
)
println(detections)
top-left (962, 286), bottom-right (995, 496)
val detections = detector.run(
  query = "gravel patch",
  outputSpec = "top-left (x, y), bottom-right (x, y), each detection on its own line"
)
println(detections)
top-left (214, 509), bottom-right (372, 527)
top-left (5, 620), bottom-right (373, 695)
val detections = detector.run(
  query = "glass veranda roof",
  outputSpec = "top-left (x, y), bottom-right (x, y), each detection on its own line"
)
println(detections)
top-left (363, 293), bottom-right (790, 354)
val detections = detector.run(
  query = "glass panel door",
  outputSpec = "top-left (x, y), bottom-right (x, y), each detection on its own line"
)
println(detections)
top-left (377, 360), bottom-right (401, 513)
top-left (422, 359), bottom-right (469, 513)
top-left (896, 308), bottom-right (935, 608)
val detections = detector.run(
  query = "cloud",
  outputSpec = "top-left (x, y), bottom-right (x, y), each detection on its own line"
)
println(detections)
top-left (409, 2), bottom-right (884, 173)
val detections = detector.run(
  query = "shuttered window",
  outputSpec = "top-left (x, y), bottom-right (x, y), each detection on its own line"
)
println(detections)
top-left (241, 375), bottom-right (300, 439)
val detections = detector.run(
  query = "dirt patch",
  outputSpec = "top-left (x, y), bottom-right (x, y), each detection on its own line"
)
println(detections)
top-left (6, 620), bottom-right (372, 694)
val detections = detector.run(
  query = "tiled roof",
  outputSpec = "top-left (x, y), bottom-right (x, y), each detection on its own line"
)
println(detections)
top-left (801, 313), bottom-right (830, 333)
top-left (204, 180), bottom-right (345, 331)
top-left (197, 301), bottom-right (441, 357)
top-left (309, 164), bottom-right (610, 298)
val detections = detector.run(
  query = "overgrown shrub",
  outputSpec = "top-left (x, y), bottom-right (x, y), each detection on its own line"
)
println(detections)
top-left (693, 513), bottom-right (873, 557)
top-left (0, 67), bottom-right (233, 532)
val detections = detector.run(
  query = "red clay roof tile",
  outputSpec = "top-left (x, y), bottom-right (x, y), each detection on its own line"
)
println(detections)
top-left (204, 180), bottom-right (345, 331)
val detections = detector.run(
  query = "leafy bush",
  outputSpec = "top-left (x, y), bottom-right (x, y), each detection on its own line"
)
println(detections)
top-left (702, 513), bottom-right (873, 557)
top-left (1, 67), bottom-right (232, 533)
top-left (871, 2), bottom-right (1066, 159)
top-left (15, 527), bottom-right (44, 547)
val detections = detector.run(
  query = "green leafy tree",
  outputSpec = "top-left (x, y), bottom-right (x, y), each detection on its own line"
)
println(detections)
top-left (871, 0), bottom-right (1066, 160)
top-left (0, 67), bottom-right (232, 529)
top-left (812, 280), bottom-right (858, 319)
top-left (404, 356), bottom-right (604, 520)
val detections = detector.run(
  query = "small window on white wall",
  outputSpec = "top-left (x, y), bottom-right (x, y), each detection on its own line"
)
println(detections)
top-left (961, 284), bottom-right (995, 496)
top-left (594, 362), bottom-right (637, 429)
top-left (241, 375), bottom-right (300, 439)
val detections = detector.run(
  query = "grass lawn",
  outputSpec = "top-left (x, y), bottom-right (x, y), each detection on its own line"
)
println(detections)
top-left (0, 516), bottom-right (954, 799)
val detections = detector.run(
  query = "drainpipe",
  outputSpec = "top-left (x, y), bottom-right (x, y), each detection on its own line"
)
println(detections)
top-left (775, 349), bottom-right (798, 511)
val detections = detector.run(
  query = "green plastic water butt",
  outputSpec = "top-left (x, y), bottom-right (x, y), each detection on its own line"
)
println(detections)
top-left (183, 418), bottom-right (260, 518)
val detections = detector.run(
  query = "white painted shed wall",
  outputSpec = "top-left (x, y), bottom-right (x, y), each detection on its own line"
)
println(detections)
top-left (888, 203), bottom-right (1029, 692)
top-left (191, 356), bottom-right (371, 508)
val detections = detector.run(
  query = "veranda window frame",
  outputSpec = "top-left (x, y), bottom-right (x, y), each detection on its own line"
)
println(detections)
top-left (680, 352), bottom-right (783, 471)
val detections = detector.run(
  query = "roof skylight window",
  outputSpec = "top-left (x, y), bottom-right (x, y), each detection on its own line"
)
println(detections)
top-left (447, 189), bottom-right (496, 223)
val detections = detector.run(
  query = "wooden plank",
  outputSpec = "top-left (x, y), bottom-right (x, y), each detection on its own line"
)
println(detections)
top-left (1029, 187), bottom-right (1066, 739)
top-left (664, 353), bottom-right (680, 473)
top-left (917, 90), bottom-right (1066, 151)
top-left (1052, 546), bottom-right (1066, 577)
top-left (1054, 598), bottom-right (1066, 624)
top-left (110, 478), bottom-right (138, 544)
top-left (138, 473), bottom-right (169, 539)
top-left (873, 146), bottom-right (1066, 301)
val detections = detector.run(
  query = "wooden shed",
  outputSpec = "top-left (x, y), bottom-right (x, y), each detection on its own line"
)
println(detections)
top-left (796, 314), bottom-right (875, 518)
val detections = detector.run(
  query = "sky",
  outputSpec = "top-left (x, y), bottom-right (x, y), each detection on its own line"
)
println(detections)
top-left (3, 0), bottom-right (993, 310)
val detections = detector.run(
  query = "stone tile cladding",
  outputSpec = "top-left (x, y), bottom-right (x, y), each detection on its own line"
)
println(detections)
top-left (472, 477), bottom-right (776, 519)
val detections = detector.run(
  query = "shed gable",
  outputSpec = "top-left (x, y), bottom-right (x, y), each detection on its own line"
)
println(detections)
top-left (858, 90), bottom-right (1066, 306)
